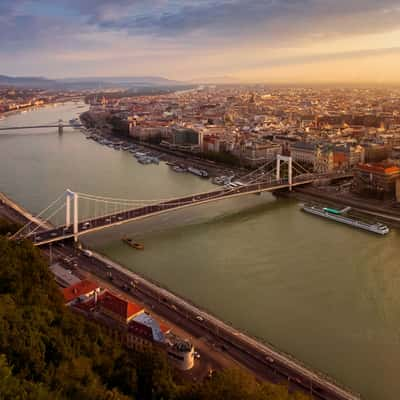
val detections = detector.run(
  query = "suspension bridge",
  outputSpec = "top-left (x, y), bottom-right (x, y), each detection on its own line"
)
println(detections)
top-left (11, 156), bottom-right (352, 246)
top-left (0, 120), bottom-right (82, 133)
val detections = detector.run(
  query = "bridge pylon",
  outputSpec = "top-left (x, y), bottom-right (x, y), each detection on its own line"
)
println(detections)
top-left (65, 189), bottom-right (79, 242)
top-left (276, 155), bottom-right (293, 190)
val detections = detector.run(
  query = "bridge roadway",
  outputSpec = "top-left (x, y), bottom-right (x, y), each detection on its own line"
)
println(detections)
top-left (0, 124), bottom-right (82, 131)
top-left (31, 177), bottom-right (315, 245)
top-left (30, 173), bottom-right (353, 246)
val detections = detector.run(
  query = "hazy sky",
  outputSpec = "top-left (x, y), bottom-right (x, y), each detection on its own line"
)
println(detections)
top-left (2, 0), bottom-right (400, 83)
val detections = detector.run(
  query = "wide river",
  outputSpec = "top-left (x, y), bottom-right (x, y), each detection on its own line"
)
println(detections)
top-left (1, 102), bottom-right (398, 400)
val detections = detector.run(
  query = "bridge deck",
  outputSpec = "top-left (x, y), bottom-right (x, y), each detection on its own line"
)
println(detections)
top-left (23, 173), bottom-right (352, 247)
top-left (31, 178), bottom-right (314, 245)
top-left (0, 124), bottom-right (82, 131)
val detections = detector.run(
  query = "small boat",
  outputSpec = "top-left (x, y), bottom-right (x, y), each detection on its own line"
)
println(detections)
top-left (122, 237), bottom-right (144, 250)
top-left (173, 165), bottom-right (187, 173)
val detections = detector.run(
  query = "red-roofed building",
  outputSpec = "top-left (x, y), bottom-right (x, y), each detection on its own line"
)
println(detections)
top-left (353, 162), bottom-right (400, 200)
top-left (98, 291), bottom-right (144, 324)
top-left (62, 280), bottom-right (100, 305)
top-left (126, 320), bottom-right (154, 351)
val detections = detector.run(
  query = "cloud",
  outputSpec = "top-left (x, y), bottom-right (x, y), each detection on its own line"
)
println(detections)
top-left (59, 0), bottom-right (400, 43)
top-left (1, 0), bottom-right (400, 80)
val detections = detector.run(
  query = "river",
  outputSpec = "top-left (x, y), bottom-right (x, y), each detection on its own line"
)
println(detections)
top-left (0, 102), bottom-right (398, 400)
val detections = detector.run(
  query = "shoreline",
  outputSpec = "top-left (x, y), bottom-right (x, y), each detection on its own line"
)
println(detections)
top-left (0, 98), bottom-right (84, 120)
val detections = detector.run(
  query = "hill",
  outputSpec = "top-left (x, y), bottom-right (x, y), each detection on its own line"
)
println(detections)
top-left (0, 220), bottom-right (309, 400)
top-left (0, 75), bottom-right (185, 90)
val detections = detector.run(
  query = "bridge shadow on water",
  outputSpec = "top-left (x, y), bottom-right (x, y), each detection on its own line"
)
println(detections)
top-left (83, 194), bottom-right (298, 246)
top-left (139, 194), bottom-right (297, 240)
top-left (198, 195), bottom-right (297, 227)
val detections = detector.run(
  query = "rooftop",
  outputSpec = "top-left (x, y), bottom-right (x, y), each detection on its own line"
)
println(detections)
top-left (133, 313), bottom-right (169, 343)
top-left (99, 291), bottom-right (144, 320)
top-left (62, 279), bottom-right (99, 303)
top-left (357, 163), bottom-right (400, 174)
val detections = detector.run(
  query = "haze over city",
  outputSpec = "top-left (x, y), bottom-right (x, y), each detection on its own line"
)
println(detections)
top-left (2, 0), bottom-right (400, 83)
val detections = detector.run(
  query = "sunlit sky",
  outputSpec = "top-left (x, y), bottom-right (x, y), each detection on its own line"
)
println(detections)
top-left (2, 0), bottom-right (400, 83)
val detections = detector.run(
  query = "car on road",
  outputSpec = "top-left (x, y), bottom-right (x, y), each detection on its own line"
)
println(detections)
top-left (195, 315), bottom-right (204, 322)
top-left (122, 284), bottom-right (130, 292)
top-left (266, 356), bottom-right (274, 363)
top-left (194, 351), bottom-right (200, 359)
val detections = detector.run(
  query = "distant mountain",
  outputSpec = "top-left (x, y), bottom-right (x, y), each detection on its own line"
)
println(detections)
top-left (0, 75), bottom-right (55, 88)
top-left (0, 75), bottom-right (186, 90)
top-left (188, 76), bottom-right (243, 85)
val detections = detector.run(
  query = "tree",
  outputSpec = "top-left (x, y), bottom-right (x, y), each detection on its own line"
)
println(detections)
top-left (0, 232), bottom-right (310, 400)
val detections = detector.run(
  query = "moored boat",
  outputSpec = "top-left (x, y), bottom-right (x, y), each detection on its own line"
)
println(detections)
top-left (301, 205), bottom-right (389, 235)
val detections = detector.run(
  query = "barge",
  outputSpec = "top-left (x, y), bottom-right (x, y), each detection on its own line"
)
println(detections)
top-left (122, 237), bottom-right (145, 250)
top-left (302, 205), bottom-right (389, 235)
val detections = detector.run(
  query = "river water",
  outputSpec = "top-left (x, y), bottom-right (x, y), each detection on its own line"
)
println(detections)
top-left (1, 102), bottom-right (398, 400)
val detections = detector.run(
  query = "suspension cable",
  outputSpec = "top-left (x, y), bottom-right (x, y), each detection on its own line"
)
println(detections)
top-left (25, 202), bottom-right (66, 237)
top-left (11, 191), bottom-right (66, 239)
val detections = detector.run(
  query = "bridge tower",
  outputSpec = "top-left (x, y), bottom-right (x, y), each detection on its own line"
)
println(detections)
top-left (65, 189), bottom-right (79, 242)
top-left (58, 119), bottom-right (63, 134)
top-left (276, 155), bottom-right (293, 190)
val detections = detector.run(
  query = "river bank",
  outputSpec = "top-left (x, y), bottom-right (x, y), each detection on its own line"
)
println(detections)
top-left (79, 111), bottom-right (245, 179)
top-left (0, 98), bottom-right (84, 120)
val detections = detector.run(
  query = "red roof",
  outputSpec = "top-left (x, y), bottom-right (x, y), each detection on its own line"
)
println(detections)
top-left (358, 163), bottom-right (400, 174)
top-left (159, 322), bottom-right (171, 334)
top-left (99, 291), bottom-right (143, 320)
top-left (62, 280), bottom-right (99, 303)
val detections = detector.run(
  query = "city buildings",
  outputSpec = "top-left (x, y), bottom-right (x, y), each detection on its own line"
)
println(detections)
top-left (353, 162), bottom-right (400, 200)
top-left (62, 279), bottom-right (195, 370)
top-left (85, 86), bottom-right (400, 185)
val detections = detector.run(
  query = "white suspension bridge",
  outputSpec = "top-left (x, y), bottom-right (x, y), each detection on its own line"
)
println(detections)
top-left (11, 156), bottom-right (352, 246)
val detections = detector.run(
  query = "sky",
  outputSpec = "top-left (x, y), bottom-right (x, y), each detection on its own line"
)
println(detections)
top-left (2, 0), bottom-right (400, 83)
